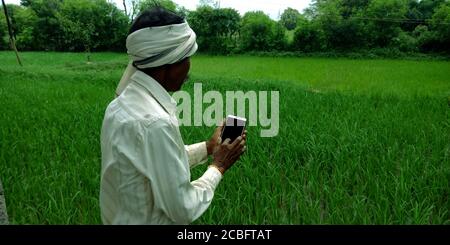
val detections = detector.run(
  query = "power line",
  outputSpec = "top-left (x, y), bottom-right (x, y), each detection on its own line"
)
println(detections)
top-left (347, 16), bottom-right (450, 25)
top-left (315, 14), bottom-right (450, 25)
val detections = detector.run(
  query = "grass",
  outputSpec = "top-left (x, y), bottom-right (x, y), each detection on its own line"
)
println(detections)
top-left (0, 51), bottom-right (449, 224)
top-left (191, 55), bottom-right (450, 97)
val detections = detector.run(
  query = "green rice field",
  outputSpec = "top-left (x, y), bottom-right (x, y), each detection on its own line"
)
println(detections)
top-left (0, 51), bottom-right (449, 224)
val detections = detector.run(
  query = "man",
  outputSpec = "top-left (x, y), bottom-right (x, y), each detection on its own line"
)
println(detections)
top-left (100, 7), bottom-right (246, 225)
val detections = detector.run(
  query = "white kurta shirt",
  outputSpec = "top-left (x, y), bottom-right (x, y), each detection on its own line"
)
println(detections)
top-left (100, 70), bottom-right (222, 225)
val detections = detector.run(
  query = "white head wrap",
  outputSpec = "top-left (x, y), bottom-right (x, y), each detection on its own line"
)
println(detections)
top-left (115, 21), bottom-right (198, 96)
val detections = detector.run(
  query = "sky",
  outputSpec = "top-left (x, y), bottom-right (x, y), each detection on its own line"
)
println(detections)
top-left (4, 0), bottom-right (312, 20)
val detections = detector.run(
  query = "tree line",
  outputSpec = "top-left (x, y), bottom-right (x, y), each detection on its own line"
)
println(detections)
top-left (1, 0), bottom-right (449, 55)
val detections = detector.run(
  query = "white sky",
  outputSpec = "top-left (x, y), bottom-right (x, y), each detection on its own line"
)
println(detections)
top-left (4, 0), bottom-right (312, 20)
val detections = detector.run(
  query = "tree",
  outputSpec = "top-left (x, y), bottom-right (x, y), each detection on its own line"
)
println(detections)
top-left (57, 0), bottom-right (128, 56)
top-left (176, 6), bottom-right (189, 18)
top-left (57, 0), bottom-right (97, 58)
top-left (0, 6), bottom-right (7, 50)
top-left (188, 5), bottom-right (214, 51)
top-left (365, 0), bottom-right (409, 47)
top-left (5, 4), bottom-right (37, 50)
top-left (122, 0), bottom-right (139, 22)
top-left (240, 11), bottom-right (276, 51)
top-left (293, 20), bottom-right (326, 52)
top-left (280, 7), bottom-right (300, 30)
top-left (26, 0), bottom-right (64, 51)
top-left (138, 0), bottom-right (177, 13)
top-left (19, 0), bottom-right (32, 7)
top-left (412, 24), bottom-right (439, 52)
top-left (429, 2), bottom-right (450, 52)
top-left (271, 22), bottom-right (287, 50)
top-left (417, 0), bottom-right (446, 20)
top-left (188, 6), bottom-right (240, 53)
top-left (310, 0), bottom-right (369, 50)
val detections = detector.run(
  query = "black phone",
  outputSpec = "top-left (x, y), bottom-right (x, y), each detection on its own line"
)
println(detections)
top-left (220, 115), bottom-right (246, 142)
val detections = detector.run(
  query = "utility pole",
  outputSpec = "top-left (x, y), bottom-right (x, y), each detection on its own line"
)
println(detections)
top-left (2, 0), bottom-right (23, 66)
top-left (0, 179), bottom-right (8, 225)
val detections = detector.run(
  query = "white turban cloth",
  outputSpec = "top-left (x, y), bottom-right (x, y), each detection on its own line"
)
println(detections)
top-left (115, 22), bottom-right (198, 96)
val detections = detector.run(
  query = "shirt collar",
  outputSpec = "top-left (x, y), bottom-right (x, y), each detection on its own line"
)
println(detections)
top-left (131, 70), bottom-right (177, 115)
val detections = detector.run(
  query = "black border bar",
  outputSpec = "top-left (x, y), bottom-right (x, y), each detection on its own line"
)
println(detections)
top-left (0, 225), bottom-right (448, 243)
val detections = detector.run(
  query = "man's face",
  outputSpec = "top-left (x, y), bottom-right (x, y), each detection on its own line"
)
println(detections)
top-left (165, 57), bottom-right (191, 92)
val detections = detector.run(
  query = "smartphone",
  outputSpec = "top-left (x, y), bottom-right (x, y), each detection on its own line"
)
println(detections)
top-left (220, 115), bottom-right (246, 143)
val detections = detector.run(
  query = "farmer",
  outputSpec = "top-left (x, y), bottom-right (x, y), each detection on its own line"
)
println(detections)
top-left (100, 7), bottom-right (246, 225)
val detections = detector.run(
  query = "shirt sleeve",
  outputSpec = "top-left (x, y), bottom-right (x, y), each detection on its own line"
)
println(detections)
top-left (139, 119), bottom-right (222, 224)
top-left (185, 142), bottom-right (208, 168)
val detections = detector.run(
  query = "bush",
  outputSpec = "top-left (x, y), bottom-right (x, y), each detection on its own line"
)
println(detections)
top-left (0, 8), bottom-right (7, 50)
top-left (239, 11), bottom-right (276, 52)
top-left (188, 7), bottom-right (240, 54)
top-left (10, 6), bottom-right (38, 50)
top-left (392, 31), bottom-right (418, 52)
top-left (270, 22), bottom-right (288, 51)
top-left (429, 2), bottom-right (450, 52)
top-left (413, 25), bottom-right (440, 53)
top-left (292, 21), bottom-right (326, 52)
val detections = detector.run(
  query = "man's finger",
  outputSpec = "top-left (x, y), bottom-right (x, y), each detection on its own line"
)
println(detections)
top-left (242, 130), bottom-right (247, 139)
top-left (222, 138), bottom-right (231, 145)
top-left (218, 119), bottom-right (225, 129)
top-left (229, 136), bottom-right (242, 148)
top-left (231, 143), bottom-right (245, 158)
top-left (230, 140), bottom-right (245, 154)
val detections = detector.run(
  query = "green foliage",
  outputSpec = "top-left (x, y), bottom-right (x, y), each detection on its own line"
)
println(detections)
top-left (392, 31), bottom-right (418, 52)
top-left (27, 0), bottom-right (65, 51)
top-left (293, 20), bottom-right (327, 52)
top-left (11, 6), bottom-right (37, 51)
top-left (280, 7), bottom-right (301, 30)
top-left (417, 0), bottom-right (446, 20)
top-left (319, 0), bottom-right (365, 50)
top-left (57, 0), bottom-right (97, 52)
top-left (430, 2), bottom-right (450, 50)
top-left (240, 11), bottom-right (283, 52)
top-left (138, 0), bottom-right (177, 13)
top-left (365, 0), bottom-right (408, 47)
top-left (4, 0), bottom-right (127, 52)
top-left (1, 0), bottom-right (449, 55)
top-left (1, 4), bottom-right (38, 50)
top-left (188, 6), bottom-right (240, 54)
top-left (57, 0), bottom-right (128, 52)
top-left (0, 7), bottom-right (8, 50)
top-left (271, 22), bottom-right (287, 50)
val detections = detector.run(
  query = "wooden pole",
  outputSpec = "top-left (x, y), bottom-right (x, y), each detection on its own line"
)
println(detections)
top-left (2, 0), bottom-right (22, 66)
top-left (0, 179), bottom-right (8, 225)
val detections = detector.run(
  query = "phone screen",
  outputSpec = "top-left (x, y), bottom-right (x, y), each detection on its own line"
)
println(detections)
top-left (221, 116), bottom-right (246, 142)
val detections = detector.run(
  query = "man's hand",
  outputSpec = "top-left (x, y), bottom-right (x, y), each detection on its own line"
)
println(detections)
top-left (206, 121), bottom-right (247, 156)
top-left (210, 137), bottom-right (246, 175)
top-left (206, 122), bottom-right (224, 155)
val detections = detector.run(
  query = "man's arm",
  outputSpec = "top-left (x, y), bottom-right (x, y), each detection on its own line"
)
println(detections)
top-left (141, 119), bottom-right (222, 224)
top-left (184, 123), bottom-right (225, 169)
top-left (185, 142), bottom-right (208, 169)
